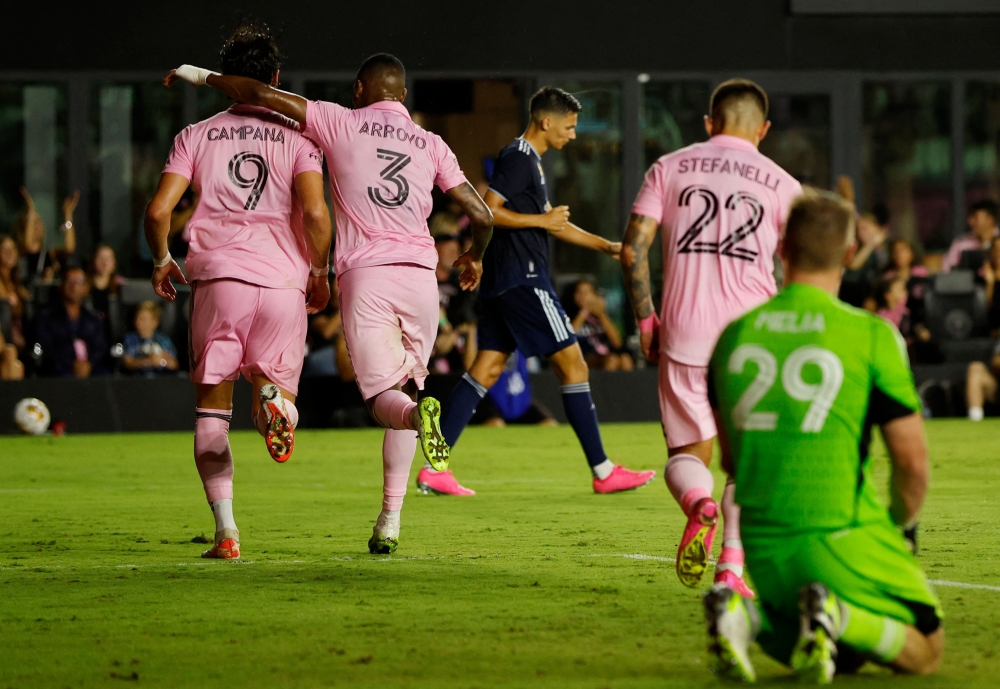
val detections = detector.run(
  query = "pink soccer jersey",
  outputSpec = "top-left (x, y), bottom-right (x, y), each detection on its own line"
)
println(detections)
top-left (302, 100), bottom-right (468, 275)
top-left (163, 104), bottom-right (324, 292)
top-left (632, 134), bottom-right (803, 367)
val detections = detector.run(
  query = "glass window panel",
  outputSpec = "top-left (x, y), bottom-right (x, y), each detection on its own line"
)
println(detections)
top-left (863, 82), bottom-right (952, 252)
top-left (543, 81), bottom-right (622, 306)
top-left (964, 81), bottom-right (1000, 207)
top-left (759, 94), bottom-right (831, 189)
top-left (0, 83), bottom-right (69, 246)
top-left (641, 81), bottom-right (710, 169)
top-left (89, 82), bottom-right (184, 275)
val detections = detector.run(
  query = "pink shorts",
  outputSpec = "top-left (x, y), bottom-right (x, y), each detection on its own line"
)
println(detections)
top-left (338, 264), bottom-right (438, 400)
top-left (658, 357), bottom-right (717, 449)
top-left (189, 279), bottom-right (307, 394)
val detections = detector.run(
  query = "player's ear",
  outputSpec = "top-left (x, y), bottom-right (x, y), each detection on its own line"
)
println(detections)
top-left (540, 115), bottom-right (551, 132)
top-left (703, 115), bottom-right (714, 137)
top-left (352, 79), bottom-right (363, 106)
top-left (399, 86), bottom-right (408, 103)
top-left (757, 120), bottom-right (772, 144)
top-left (271, 70), bottom-right (280, 87)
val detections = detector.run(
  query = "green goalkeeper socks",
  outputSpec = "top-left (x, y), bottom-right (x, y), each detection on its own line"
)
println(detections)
top-left (838, 599), bottom-right (907, 663)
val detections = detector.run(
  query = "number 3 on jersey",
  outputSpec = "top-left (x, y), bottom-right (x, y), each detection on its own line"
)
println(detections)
top-left (728, 344), bottom-right (844, 433)
top-left (368, 149), bottom-right (411, 209)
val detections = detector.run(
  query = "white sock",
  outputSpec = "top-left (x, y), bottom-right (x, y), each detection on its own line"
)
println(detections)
top-left (969, 406), bottom-right (984, 421)
top-left (374, 509), bottom-right (400, 539)
top-left (210, 499), bottom-right (237, 532)
top-left (424, 460), bottom-right (441, 473)
top-left (592, 459), bottom-right (615, 480)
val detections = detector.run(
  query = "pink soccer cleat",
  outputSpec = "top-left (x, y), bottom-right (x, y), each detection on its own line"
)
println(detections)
top-left (592, 465), bottom-right (656, 494)
top-left (416, 467), bottom-right (476, 496)
top-left (676, 497), bottom-right (718, 588)
top-left (715, 568), bottom-right (755, 599)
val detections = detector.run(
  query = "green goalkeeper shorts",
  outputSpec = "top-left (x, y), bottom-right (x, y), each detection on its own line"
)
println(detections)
top-left (744, 521), bottom-right (943, 665)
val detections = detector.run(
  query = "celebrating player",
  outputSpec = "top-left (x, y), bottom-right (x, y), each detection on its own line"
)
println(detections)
top-left (424, 87), bottom-right (655, 497)
top-left (703, 191), bottom-right (943, 682)
top-left (146, 21), bottom-right (333, 559)
top-left (168, 53), bottom-right (494, 553)
top-left (621, 79), bottom-right (802, 595)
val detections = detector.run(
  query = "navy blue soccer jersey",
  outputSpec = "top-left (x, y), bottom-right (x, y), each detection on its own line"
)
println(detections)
top-left (481, 138), bottom-right (552, 298)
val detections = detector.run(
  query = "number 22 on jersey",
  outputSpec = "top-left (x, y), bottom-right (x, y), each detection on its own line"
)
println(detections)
top-left (728, 344), bottom-right (844, 433)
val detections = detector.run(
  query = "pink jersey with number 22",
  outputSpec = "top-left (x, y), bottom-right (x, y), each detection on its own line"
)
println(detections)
top-left (302, 100), bottom-right (468, 275)
top-left (632, 134), bottom-right (803, 367)
top-left (163, 104), bottom-right (324, 292)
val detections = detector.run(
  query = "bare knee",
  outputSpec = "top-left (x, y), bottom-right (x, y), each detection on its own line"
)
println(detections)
top-left (550, 344), bottom-right (589, 384)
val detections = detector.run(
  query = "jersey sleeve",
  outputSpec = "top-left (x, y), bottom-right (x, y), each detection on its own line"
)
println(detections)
top-left (162, 127), bottom-right (194, 180)
top-left (631, 162), bottom-right (667, 223)
top-left (302, 100), bottom-right (346, 150)
top-left (292, 134), bottom-right (324, 177)
top-left (868, 317), bottom-right (922, 423)
top-left (433, 138), bottom-right (468, 192)
top-left (488, 151), bottom-right (532, 202)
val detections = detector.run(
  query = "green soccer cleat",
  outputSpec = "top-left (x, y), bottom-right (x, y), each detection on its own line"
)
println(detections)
top-left (790, 583), bottom-right (841, 684)
top-left (704, 583), bottom-right (758, 683)
top-left (416, 397), bottom-right (450, 472)
top-left (368, 534), bottom-right (397, 555)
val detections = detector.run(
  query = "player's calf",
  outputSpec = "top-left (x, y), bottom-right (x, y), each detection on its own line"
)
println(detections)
top-left (704, 583), bottom-right (758, 683)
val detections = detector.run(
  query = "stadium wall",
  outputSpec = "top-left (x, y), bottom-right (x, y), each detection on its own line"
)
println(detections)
top-left (0, 366), bottom-right (965, 435)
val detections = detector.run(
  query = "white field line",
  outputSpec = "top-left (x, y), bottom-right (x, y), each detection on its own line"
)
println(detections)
top-left (4, 552), bottom-right (1000, 593)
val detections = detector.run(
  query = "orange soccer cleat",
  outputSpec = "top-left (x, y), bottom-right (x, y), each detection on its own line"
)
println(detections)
top-left (201, 528), bottom-right (240, 559)
top-left (259, 384), bottom-right (294, 463)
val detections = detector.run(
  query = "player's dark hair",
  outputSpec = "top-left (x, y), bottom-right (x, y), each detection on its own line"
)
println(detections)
top-left (783, 191), bottom-right (857, 272)
top-left (709, 79), bottom-right (769, 129)
top-left (529, 87), bottom-right (582, 120)
top-left (968, 198), bottom-right (999, 221)
top-left (219, 18), bottom-right (281, 84)
top-left (356, 53), bottom-right (406, 84)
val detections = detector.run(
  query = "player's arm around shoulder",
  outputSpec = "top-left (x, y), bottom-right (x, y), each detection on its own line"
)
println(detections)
top-left (165, 66), bottom-right (308, 125)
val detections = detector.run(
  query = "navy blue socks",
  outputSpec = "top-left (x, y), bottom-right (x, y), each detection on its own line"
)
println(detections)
top-left (441, 372), bottom-right (488, 448)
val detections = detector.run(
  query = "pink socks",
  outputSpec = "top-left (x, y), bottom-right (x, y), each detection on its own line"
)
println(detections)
top-left (718, 479), bottom-right (745, 573)
top-left (371, 389), bottom-right (418, 430)
top-left (665, 453), bottom-right (715, 514)
top-left (382, 429), bottom-right (417, 511)
top-left (194, 409), bottom-right (235, 502)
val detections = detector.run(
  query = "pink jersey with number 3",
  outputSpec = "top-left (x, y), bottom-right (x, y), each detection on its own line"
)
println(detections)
top-left (163, 104), bottom-right (324, 291)
top-left (302, 100), bottom-right (468, 275)
top-left (632, 135), bottom-right (802, 367)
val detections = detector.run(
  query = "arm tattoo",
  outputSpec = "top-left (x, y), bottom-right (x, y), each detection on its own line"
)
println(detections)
top-left (621, 213), bottom-right (658, 319)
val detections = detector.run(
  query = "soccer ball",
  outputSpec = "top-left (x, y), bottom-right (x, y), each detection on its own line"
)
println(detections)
top-left (14, 398), bottom-right (51, 435)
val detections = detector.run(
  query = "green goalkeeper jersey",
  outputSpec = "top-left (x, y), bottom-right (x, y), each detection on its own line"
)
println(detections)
top-left (708, 282), bottom-right (921, 541)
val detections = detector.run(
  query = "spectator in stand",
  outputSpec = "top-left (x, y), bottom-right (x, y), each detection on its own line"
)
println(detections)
top-left (983, 236), bottom-right (1000, 335)
top-left (883, 238), bottom-right (930, 322)
top-left (429, 307), bottom-right (477, 374)
top-left (34, 266), bottom-right (109, 378)
top-left (943, 199), bottom-right (1000, 272)
top-left (563, 279), bottom-right (634, 371)
top-left (88, 244), bottom-right (125, 341)
top-left (874, 274), bottom-right (941, 364)
top-left (0, 234), bottom-right (30, 354)
top-left (0, 329), bottom-right (24, 380)
top-left (122, 301), bottom-right (178, 376)
top-left (839, 208), bottom-right (889, 309)
top-left (303, 277), bottom-right (354, 381)
top-left (13, 187), bottom-right (79, 284)
top-left (432, 212), bottom-right (478, 328)
top-left (966, 340), bottom-right (1000, 421)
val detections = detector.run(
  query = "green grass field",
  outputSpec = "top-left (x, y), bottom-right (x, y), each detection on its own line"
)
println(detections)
top-left (1, 420), bottom-right (998, 688)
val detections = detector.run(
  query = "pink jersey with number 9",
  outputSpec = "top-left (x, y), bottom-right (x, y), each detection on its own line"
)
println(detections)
top-left (632, 134), bottom-right (803, 367)
top-left (162, 104), bottom-right (324, 292)
top-left (302, 100), bottom-right (468, 276)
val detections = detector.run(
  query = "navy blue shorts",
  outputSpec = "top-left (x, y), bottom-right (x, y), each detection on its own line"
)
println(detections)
top-left (477, 285), bottom-right (577, 358)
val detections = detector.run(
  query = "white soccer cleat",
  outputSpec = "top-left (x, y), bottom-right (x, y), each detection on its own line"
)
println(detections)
top-left (704, 583), bottom-right (758, 682)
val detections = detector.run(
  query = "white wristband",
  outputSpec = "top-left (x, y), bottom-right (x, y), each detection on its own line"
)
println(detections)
top-left (153, 252), bottom-right (173, 269)
top-left (175, 64), bottom-right (218, 87)
top-left (310, 264), bottom-right (329, 277)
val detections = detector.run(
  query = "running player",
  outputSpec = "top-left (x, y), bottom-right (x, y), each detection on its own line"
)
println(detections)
top-left (427, 87), bottom-right (655, 497)
top-left (621, 79), bottom-right (802, 596)
top-left (167, 53), bottom-right (494, 553)
top-left (703, 191), bottom-right (943, 682)
top-left (146, 21), bottom-right (333, 560)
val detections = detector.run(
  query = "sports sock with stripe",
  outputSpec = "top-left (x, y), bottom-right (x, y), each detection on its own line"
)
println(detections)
top-left (837, 598), bottom-right (908, 664)
top-left (440, 372), bottom-right (488, 449)
top-left (195, 408), bottom-right (236, 532)
top-left (560, 382), bottom-right (610, 474)
top-left (664, 453), bottom-right (715, 514)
